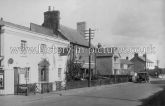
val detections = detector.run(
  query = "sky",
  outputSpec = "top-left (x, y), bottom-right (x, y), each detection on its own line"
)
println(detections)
top-left (0, 0), bottom-right (165, 68)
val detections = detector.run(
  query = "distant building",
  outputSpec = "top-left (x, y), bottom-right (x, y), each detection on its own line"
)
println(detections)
top-left (120, 57), bottom-right (134, 75)
top-left (130, 53), bottom-right (154, 73)
top-left (96, 48), bottom-right (121, 76)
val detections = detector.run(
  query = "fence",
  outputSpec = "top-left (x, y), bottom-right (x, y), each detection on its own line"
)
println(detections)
top-left (66, 75), bottom-right (131, 90)
top-left (16, 75), bottom-right (131, 96)
top-left (16, 82), bottom-right (54, 96)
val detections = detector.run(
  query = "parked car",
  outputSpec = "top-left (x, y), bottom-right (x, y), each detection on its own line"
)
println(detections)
top-left (133, 72), bottom-right (150, 83)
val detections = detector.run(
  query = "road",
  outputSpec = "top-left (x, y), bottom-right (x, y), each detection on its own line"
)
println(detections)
top-left (0, 82), bottom-right (164, 106)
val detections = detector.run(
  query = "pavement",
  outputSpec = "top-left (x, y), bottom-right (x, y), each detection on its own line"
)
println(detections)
top-left (0, 81), bottom-right (164, 106)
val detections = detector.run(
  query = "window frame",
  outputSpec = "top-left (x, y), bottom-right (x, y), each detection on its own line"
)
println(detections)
top-left (58, 68), bottom-right (62, 79)
top-left (21, 40), bottom-right (27, 54)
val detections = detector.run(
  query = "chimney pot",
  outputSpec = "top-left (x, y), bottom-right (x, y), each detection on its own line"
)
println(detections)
top-left (48, 6), bottom-right (51, 11)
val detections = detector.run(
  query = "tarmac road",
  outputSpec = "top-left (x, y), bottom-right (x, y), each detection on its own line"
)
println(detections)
top-left (0, 81), bottom-right (163, 106)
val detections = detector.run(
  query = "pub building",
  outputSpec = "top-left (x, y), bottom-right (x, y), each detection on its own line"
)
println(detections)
top-left (0, 10), bottom-right (69, 94)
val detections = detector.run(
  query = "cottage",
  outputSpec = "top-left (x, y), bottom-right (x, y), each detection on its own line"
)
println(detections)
top-left (0, 18), bottom-right (69, 94)
top-left (120, 57), bottom-right (134, 75)
top-left (130, 53), bottom-right (154, 73)
top-left (96, 48), bottom-right (121, 76)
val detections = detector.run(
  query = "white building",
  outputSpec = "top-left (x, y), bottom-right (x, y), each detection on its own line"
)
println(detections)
top-left (0, 20), bottom-right (69, 95)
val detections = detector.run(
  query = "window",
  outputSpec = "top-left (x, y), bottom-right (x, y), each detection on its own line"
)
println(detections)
top-left (18, 67), bottom-right (29, 84)
top-left (41, 67), bottom-right (47, 81)
top-left (0, 70), bottom-right (4, 89)
top-left (58, 68), bottom-right (62, 79)
top-left (25, 69), bottom-right (29, 81)
top-left (114, 57), bottom-right (117, 62)
top-left (21, 40), bottom-right (27, 54)
top-left (40, 44), bottom-right (46, 53)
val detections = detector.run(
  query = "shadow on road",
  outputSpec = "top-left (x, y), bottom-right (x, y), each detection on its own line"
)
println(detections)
top-left (138, 83), bottom-right (165, 106)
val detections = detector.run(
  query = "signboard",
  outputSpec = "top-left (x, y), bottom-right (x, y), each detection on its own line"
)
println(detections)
top-left (0, 70), bottom-right (4, 89)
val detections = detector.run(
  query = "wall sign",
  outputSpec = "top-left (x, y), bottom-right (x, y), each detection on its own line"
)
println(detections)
top-left (8, 58), bottom-right (14, 64)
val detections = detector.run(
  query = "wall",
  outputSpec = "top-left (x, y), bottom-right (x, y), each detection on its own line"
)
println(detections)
top-left (96, 56), bottom-right (113, 75)
top-left (132, 59), bottom-right (145, 72)
top-left (1, 25), bottom-right (69, 94)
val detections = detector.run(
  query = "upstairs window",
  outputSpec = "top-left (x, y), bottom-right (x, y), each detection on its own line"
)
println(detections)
top-left (114, 57), bottom-right (117, 62)
top-left (40, 44), bottom-right (46, 53)
top-left (21, 40), bottom-right (27, 54)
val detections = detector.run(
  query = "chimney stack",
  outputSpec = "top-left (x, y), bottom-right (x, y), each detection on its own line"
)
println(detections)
top-left (134, 53), bottom-right (138, 57)
top-left (77, 22), bottom-right (86, 38)
top-left (42, 6), bottom-right (60, 35)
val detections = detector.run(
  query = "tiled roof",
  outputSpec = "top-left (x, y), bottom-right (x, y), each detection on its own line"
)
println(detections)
top-left (0, 20), bottom-right (89, 47)
top-left (59, 25), bottom-right (89, 47)
top-left (30, 23), bottom-right (54, 36)
top-left (139, 56), bottom-right (153, 63)
top-left (120, 59), bottom-right (133, 65)
top-left (96, 52), bottom-right (113, 57)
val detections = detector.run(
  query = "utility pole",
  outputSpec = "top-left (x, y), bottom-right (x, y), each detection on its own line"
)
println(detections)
top-left (156, 59), bottom-right (159, 68)
top-left (85, 28), bottom-right (94, 87)
top-left (144, 53), bottom-right (147, 71)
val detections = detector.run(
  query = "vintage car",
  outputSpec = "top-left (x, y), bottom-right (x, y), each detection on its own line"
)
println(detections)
top-left (133, 72), bottom-right (150, 83)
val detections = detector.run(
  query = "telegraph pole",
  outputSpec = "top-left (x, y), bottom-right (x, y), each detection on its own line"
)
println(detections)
top-left (145, 53), bottom-right (147, 71)
top-left (85, 28), bottom-right (94, 87)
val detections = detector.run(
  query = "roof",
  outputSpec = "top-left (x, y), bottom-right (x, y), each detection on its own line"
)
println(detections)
top-left (0, 20), bottom-right (29, 30)
top-left (96, 48), bottom-right (114, 57)
top-left (0, 20), bottom-right (89, 47)
top-left (0, 20), bottom-right (67, 41)
top-left (139, 56), bottom-right (153, 63)
top-left (120, 59), bottom-right (133, 65)
top-left (59, 25), bottom-right (89, 47)
top-left (30, 23), bottom-right (54, 36)
top-left (96, 53), bottom-right (113, 57)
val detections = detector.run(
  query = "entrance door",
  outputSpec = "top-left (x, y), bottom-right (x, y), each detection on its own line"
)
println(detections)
top-left (14, 67), bottom-right (19, 94)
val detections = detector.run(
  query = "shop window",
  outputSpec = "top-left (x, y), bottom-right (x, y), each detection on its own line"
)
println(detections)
top-left (0, 70), bottom-right (4, 89)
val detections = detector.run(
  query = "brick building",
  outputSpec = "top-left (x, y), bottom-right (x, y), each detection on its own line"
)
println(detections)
top-left (130, 53), bottom-right (154, 73)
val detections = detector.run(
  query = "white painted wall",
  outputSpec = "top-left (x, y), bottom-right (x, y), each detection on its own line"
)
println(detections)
top-left (0, 25), bottom-right (69, 94)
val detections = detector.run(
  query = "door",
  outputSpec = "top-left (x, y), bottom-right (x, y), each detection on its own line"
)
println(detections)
top-left (14, 67), bottom-right (19, 94)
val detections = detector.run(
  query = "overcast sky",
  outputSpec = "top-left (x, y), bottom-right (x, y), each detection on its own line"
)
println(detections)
top-left (0, 0), bottom-right (165, 67)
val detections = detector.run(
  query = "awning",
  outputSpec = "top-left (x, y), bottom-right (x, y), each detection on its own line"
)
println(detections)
top-left (82, 63), bottom-right (95, 69)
